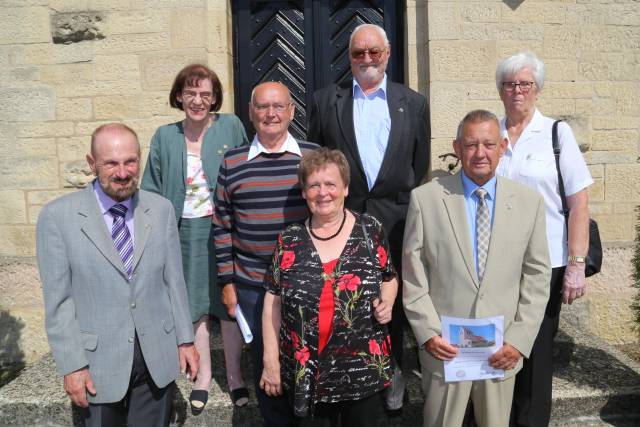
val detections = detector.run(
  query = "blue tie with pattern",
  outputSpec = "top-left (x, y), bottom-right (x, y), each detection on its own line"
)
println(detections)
top-left (109, 204), bottom-right (133, 279)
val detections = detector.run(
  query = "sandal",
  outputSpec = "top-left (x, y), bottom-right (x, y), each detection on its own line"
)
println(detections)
top-left (230, 387), bottom-right (249, 407)
top-left (190, 389), bottom-right (209, 415)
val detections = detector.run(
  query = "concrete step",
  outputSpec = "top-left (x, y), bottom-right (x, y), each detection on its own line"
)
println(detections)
top-left (1, 309), bottom-right (639, 426)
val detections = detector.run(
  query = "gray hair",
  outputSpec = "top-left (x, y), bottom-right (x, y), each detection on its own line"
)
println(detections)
top-left (455, 110), bottom-right (500, 141)
top-left (348, 23), bottom-right (390, 50)
top-left (495, 51), bottom-right (546, 92)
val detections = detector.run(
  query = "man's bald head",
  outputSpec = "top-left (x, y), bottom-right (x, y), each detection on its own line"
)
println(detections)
top-left (91, 123), bottom-right (140, 158)
top-left (249, 81), bottom-right (292, 105)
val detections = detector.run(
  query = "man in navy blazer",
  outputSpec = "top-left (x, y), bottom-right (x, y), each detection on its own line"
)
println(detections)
top-left (37, 123), bottom-right (198, 426)
top-left (308, 23), bottom-right (430, 408)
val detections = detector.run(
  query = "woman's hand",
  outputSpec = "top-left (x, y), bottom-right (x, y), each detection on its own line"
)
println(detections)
top-left (261, 292), bottom-right (282, 396)
top-left (562, 262), bottom-right (586, 304)
top-left (372, 297), bottom-right (392, 324)
top-left (259, 359), bottom-right (282, 396)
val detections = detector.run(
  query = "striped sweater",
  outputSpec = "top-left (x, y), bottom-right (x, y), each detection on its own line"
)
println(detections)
top-left (213, 140), bottom-right (319, 288)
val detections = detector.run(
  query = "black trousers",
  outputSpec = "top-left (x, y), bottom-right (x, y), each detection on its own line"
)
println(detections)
top-left (236, 284), bottom-right (295, 427)
top-left (84, 334), bottom-right (175, 427)
top-left (388, 251), bottom-right (406, 368)
top-left (295, 392), bottom-right (382, 427)
top-left (510, 266), bottom-right (565, 427)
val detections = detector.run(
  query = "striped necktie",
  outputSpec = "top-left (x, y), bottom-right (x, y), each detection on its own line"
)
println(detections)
top-left (475, 188), bottom-right (490, 282)
top-left (109, 204), bottom-right (133, 279)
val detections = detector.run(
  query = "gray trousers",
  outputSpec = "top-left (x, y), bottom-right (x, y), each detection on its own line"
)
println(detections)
top-left (83, 334), bottom-right (175, 427)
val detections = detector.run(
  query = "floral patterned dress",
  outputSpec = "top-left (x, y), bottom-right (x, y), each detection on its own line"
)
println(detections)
top-left (265, 212), bottom-right (396, 417)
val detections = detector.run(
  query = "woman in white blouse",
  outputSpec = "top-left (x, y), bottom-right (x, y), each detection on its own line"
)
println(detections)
top-left (495, 52), bottom-right (593, 427)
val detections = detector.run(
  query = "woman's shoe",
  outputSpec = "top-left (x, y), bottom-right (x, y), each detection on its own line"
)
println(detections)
top-left (230, 387), bottom-right (249, 407)
top-left (190, 389), bottom-right (209, 415)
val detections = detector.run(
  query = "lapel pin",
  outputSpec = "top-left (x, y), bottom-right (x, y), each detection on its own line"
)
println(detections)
top-left (506, 204), bottom-right (512, 210)
top-left (398, 107), bottom-right (404, 113)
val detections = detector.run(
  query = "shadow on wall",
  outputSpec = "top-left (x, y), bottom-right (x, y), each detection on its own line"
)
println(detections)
top-left (554, 330), bottom-right (640, 425)
top-left (0, 310), bottom-right (25, 387)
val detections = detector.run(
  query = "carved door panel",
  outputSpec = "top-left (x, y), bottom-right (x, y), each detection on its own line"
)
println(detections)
top-left (233, 0), bottom-right (403, 140)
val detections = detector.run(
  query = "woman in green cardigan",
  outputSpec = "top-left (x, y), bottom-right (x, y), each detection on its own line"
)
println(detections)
top-left (141, 64), bottom-right (249, 414)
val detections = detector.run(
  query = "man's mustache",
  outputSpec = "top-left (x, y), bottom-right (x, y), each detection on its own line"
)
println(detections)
top-left (110, 176), bottom-right (134, 184)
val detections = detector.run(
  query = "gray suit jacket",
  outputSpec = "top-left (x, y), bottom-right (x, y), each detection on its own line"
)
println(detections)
top-left (36, 184), bottom-right (194, 403)
top-left (402, 173), bottom-right (551, 379)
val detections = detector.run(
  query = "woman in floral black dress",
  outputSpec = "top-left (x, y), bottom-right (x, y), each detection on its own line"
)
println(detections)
top-left (260, 148), bottom-right (399, 426)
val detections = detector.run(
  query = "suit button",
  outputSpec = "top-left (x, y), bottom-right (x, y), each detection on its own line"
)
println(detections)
top-left (130, 302), bottom-right (136, 309)
top-left (128, 336), bottom-right (134, 343)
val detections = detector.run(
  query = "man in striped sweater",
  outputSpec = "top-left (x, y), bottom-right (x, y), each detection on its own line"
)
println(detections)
top-left (213, 81), bottom-right (318, 426)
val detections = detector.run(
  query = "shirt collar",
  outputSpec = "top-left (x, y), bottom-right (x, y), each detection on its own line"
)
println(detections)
top-left (93, 180), bottom-right (133, 215)
top-left (500, 107), bottom-right (544, 139)
top-left (247, 131), bottom-right (301, 161)
top-left (460, 171), bottom-right (497, 201)
top-left (353, 73), bottom-right (388, 99)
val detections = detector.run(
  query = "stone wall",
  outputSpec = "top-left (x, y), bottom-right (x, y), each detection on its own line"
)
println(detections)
top-left (424, 0), bottom-right (640, 245)
top-left (0, 0), bottom-right (235, 367)
top-left (421, 0), bottom-right (640, 343)
top-left (0, 0), bottom-right (235, 258)
top-left (0, 0), bottom-right (638, 369)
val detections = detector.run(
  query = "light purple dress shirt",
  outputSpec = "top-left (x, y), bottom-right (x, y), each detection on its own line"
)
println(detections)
top-left (93, 180), bottom-right (135, 243)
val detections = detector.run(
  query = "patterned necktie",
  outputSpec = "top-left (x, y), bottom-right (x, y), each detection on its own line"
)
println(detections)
top-left (475, 188), bottom-right (490, 282)
top-left (109, 204), bottom-right (133, 279)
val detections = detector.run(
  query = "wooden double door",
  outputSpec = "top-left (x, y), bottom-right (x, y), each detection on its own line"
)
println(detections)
top-left (232, 0), bottom-right (405, 139)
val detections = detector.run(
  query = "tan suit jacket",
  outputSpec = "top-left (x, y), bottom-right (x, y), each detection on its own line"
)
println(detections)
top-left (402, 173), bottom-right (551, 379)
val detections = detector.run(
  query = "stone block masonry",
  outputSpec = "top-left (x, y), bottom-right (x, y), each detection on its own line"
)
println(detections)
top-left (0, 0), bottom-right (637, 368)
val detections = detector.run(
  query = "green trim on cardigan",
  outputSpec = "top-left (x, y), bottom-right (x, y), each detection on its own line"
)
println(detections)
top-left (141, 113), bottom-right (249, 222)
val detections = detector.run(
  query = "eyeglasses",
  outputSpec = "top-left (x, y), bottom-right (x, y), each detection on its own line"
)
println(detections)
top-left (182, 90), bottom-right (213, 103)
top-left (350, 48), bottom-right (386, 61)
top-left (462, 142), bottom-right (499, 152)
top-left (501, 81), bottom-right (535, 93)
top-left (252, 102), bottom-right (291, 113)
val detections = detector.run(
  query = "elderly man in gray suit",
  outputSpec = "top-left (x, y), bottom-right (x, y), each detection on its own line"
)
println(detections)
top-left (37, 123), bottom-right (199, 426)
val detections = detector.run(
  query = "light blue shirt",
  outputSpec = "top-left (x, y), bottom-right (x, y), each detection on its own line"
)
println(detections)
top-left (353, 74), bottom-right (391, 190)
top-left (461, 171), bottom-right (497, 277)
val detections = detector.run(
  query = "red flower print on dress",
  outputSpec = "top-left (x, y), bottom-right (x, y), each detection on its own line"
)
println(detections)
top-left (360, 338), bottom-right (391, 382)
top-left (337, 274), bottom-right (361, 292)
top-left (291, 331), bottom-right (300, 349)
top-left (280, 251), bottom-right (295, 269)
top-left (381, 337), bottom-right (391, 356)
top-left (376, 246), bottom-right (387, 268)
top-left (369, 339), bottom-right (381, 355)
top-left (295, 346), bottom-right (310, 365)
top-left (186, 177), bottom-right (194, 185)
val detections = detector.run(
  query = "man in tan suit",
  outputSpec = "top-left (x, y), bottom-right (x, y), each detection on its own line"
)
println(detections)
top-left (402, 110), bottom-right (551, 427)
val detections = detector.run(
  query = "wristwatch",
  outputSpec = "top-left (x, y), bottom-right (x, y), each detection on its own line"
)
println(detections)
top-left (568, 255), bottom-right (586, 263)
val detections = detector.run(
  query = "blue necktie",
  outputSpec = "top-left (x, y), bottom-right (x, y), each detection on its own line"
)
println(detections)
top-left (109, 204), bottom-right (133, 279)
